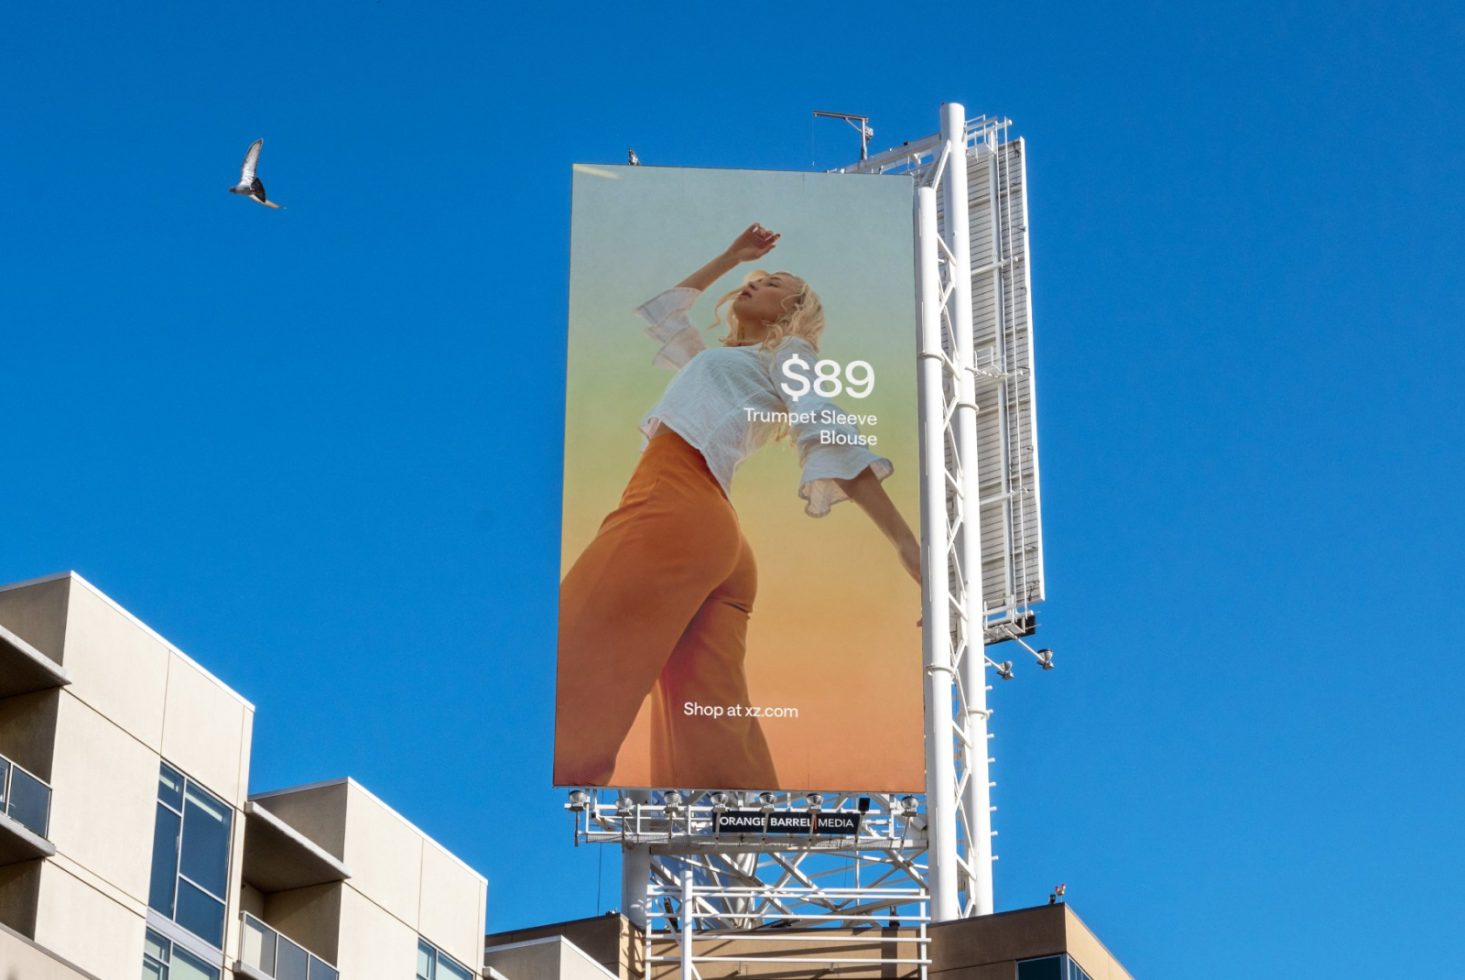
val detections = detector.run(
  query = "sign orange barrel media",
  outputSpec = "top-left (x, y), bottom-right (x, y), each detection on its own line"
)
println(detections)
top-left (555, 164), bottom-right (921, 792)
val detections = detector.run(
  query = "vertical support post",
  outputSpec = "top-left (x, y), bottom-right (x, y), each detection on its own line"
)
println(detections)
top-left (940, 102), bottom-right (995, 916)
top-left (622, 843), bottom-right (651, 931)
top-left (680, 866), bottom-right (695, 980)
top-left (916, 182), bottom-right (957, 924)
top-left (621, 790), bottom-right (651, 932)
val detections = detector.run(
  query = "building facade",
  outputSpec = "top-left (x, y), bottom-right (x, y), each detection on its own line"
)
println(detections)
top-left (0, 572), bottom-right (486, 980)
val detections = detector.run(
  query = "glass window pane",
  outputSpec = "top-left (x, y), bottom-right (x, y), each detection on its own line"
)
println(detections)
top-left (6, 766), bottom-right (51, 837)
top-left (141, 960), bottom-right (165, 980)
top-left (175, 879), bottom-right (226, 947)
top-left (417, 939), bottom-right (435, 979)
top-left (0, 757), bottom-right (10, 811)
top-left (170, 944), bottom-right (221, 980)
top-left (1017, 956), bottom-right (1064, 980)
top-left (310, 959), bottom-right (340, 980)
top-left (241, 916), bottom-right (276, 974)
top-left (158, 764), bottom-right (185, 811)
top-left (148, 805), bottom-right (182, 916)
top-left (145, 929), bottom-right (171, 963)
top-left (277, 935), bottom-right (310, 980)
top-left (180, 786), bottom-right (231, 897)
top-left (438, 954), bottom-right (473, 980)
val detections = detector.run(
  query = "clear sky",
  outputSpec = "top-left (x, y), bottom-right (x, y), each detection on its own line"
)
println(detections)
top-left (4, 2), bottom-right (1462, 975)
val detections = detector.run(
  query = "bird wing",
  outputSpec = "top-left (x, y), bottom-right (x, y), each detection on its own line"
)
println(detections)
top-left (239, 139), bottom-right (263, 182)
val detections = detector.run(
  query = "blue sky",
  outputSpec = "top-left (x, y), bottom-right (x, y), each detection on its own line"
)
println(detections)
top-left (4, 1), bottom-right (1463, 975)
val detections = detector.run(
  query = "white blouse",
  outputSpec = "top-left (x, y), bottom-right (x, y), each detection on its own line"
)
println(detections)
top-left (634, 286), bottom-right (892, 517)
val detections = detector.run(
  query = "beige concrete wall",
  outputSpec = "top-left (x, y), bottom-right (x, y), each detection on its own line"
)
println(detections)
top-left (251, 781), bottom-right (349, 859)
top-left (342, 781), bottom-right (423, 924)
top-left (56, 576), bottom-right (171, 748)
top-left (262, 881), bottom-right (344, 964)
top-left (0, 688), bottom-right (59, 780)
top-left (0, 576), bottom-right (71, 663)
top-left (485, 936), bottom-right (619, 980)
top-left (1064, 907), bottom-right (1133, 980)
top-left (0, 860), bottom-right (42, 937)
top-left (335, 883), bottom-right (421, 979)
top-left (29, 863), bottom-right (148, 980)
top-left (161, 653), bottom-right (252, 806)
top-left (485, 914), bottom-right (637, 980)
top-left (420, 835), bottom-right (488, 969)
top-left (0, 918), bottom-right (99, 980)
top-left (45, 694), bottom-right (160, 905)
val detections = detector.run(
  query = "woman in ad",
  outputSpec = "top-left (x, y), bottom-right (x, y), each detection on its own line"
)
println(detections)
top-left (555, 223), bottom-right (919, 790)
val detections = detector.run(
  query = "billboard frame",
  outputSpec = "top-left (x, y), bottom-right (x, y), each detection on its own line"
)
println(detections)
top-left (565, 105), bottom-right (1046, 971)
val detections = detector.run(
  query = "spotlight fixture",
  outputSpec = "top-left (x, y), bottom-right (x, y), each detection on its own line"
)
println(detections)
top-left (663, 790), bottom-right (684, 811)
top-left (615, 796), bottom-right (634, 817)
top-left (857, 797), bottom-right (871, 813)
top-left (997, 660), bottom-right (1015, 681)
top-left (709, 792), bottom-right (730, 812)
top-left (757, 792), bottom-right (778, 812)
top-left (899, 795), bottom-right (920, 816)
top-left (568, 790), bottom-right (591, 811)
top-left (1037, 648), bottom-right (1055, 670)
top-left (805, 793), bottom-right (823, 810)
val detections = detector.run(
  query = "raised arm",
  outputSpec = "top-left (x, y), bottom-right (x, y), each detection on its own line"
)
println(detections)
top-left (676, 223), bottom-right (780, 291)
top-left (835, 469), bottom-right (922, 585)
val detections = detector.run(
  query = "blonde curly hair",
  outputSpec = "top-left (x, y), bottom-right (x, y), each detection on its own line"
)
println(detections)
top-left (710, 269), bottom-right (825, 352)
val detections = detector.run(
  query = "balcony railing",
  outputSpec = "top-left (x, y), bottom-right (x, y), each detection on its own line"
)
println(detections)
top-left (0, 752), bottom-right (51, 838)
top-left (239, 912), bottom-right (339, 980)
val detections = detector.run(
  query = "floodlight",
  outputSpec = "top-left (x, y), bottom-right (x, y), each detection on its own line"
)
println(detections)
top-left (709, 792), bottom-right (730, 812)
top-left (899, 796), bottom-right (919, 816)
top-left (568, 790), bottom-right (591, 810)
top-left (757, 792), bottom-right (777, 812)
top-left (615, 797), bottom-right (634, 817)
top-left (997, 660), bottom-right (1014, 681)
top-left (805, 793), bottom-right (823, 810)
top-left (857, 797), bottom-right (871, 813)
top-left (662, 790), bottom-right (684, 811)
top-left (1037, 648), bottom-right (1055, 670)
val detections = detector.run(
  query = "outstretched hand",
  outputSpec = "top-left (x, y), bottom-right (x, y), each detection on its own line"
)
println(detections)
top-left (726, 223), bottom-right (780, 262)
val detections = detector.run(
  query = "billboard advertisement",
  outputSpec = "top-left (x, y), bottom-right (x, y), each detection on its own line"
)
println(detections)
top-left (555, 164), bottom-right (921, 792)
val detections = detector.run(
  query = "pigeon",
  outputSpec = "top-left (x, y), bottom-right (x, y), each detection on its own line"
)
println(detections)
top-left (228, 139), bottom-right (283, 209)
top-left (628, 148), bottom-right (640, 166)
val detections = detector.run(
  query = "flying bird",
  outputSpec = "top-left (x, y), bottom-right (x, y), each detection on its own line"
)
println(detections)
top-left (228, 139), bottom-right (283, 209)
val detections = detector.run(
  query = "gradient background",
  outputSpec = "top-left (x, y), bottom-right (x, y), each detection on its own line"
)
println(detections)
top-left (559, 165), bottom-right (921, 791)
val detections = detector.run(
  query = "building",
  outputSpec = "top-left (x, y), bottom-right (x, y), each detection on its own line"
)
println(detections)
top-left (0, 572), bottom-right (486, 980)
top-left (484, 903), bottom-right (1131, 980)
top-left (1, 570), bottom-right (1133, 979)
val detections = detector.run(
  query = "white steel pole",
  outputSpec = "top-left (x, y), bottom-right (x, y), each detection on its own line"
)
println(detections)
top-left (680, 866), bottom-right (694, 980)
top-left (621, 790), bottom-right (651, 931)
top-left (940, 102), bottom-right (995, 916)
top-left (916, 181), bottom-right (958, 924)
top-left (622, 843), bottom-right (651, 930)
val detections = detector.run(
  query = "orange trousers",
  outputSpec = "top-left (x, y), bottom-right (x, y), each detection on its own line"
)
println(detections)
top-left (555, 430), bottom-right (778, 788)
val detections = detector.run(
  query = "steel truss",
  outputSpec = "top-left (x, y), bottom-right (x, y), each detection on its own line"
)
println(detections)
top-left (567, 104), bottom-right (1042, 978)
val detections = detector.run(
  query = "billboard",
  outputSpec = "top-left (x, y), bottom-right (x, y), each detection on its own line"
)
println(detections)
top-left (555, 165), bottom-right (921, 792)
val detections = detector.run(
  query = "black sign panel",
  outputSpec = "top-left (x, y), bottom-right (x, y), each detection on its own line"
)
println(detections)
top-left (713, 810), bottom-right (862, 836)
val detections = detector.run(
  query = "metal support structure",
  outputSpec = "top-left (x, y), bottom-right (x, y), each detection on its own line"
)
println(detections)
top-left (576, 103), bottom-right (1045, 977)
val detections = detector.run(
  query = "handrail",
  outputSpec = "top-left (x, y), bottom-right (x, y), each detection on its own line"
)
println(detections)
top-left (238, 912), bottom-right (339, 980)
top-left (0, 751), bottom-right (52, 838)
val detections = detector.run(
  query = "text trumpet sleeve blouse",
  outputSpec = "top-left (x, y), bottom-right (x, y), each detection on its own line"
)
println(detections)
top-left (633, 286), bottom-right (893, 517)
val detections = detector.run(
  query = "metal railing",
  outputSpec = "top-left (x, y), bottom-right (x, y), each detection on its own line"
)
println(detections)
top-left (239, 912), bottom-right (339, 980)
top-left (0, 752), bottom-right (51, 838)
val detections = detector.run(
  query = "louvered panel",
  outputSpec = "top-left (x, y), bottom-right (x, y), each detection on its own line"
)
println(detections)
top-left (934, 139), bottom-right (1045, 617)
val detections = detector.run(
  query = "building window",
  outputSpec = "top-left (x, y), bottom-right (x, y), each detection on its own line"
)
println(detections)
top-left (1017, 954), bottom-right (1093, 980)
top-left (142, 928), bottom-right (221, 980)
top-left (417, 938), bottom-right (475, 980)
top-left (147, 763), bottom-right (233, 948)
